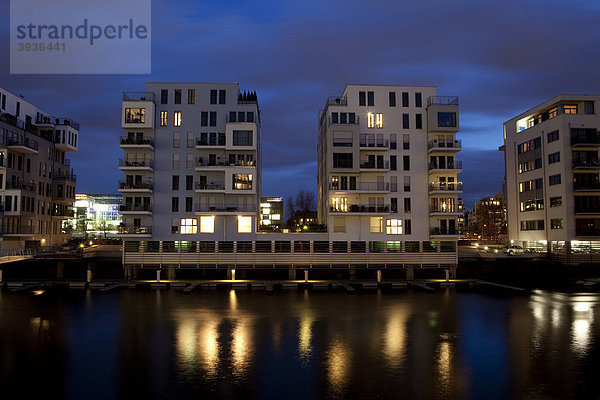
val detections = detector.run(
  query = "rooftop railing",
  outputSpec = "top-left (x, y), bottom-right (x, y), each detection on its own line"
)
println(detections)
top-left (122, 92), bottom-right (154, 101)
top-left (195, 203), bottom-right (256, 212)
top-left (52, 171), bottom-right (77, 181)
top-left (427, 96), bottom-right (459, 107)
top-left (119, 159), bottom-right (154, 168)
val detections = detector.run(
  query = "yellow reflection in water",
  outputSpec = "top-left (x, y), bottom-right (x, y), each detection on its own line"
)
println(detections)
top-left (383, 309), bottom-right (408, 369)
top-left (298, 313), bottom-right (314, 363)
top-left (230, 290), bottom-right (238, 311)
top-left (272, 322), bottom-right (282, 353)
top-left (572, 300), bottom-right (594, 354)
top-left (30, 317), bottom-right (50, 337)
top-left (437, 341), bottom-right (452, 386)
top-left (232, 319), bottom-right (252, 376)
top-left (176, 320), bottom-right (196, 364)
top-left (198, 319), bottom-right (219, 377)
top-left (326, 336), bottom-right (350, 395)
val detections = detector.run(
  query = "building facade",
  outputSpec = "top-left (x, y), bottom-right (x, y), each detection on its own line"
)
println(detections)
top-left (502, 95), bottom-right (600, 252)
top-left (0, 88), bottom-right (78, 253)
top-left (119, 83), bottom-right (261, 240)
top-left (66, 193), bottom-right (122, 238)
top-left (259, 196), bottom-right (283, 230)
top-left (317, 85), bottom-right (462, 250)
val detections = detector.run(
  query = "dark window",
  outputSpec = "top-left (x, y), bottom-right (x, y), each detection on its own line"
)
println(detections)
top-left (548, 152), bottom-right (560, 164)
top-left (535, 178), bottom-right (543, 189)
top-left (238, 112), bottom-right (245, 122)
top-left (275, 241), bottom-right (291, 253)
top-left (404, 198), bottom-right (411, 213)
top-left (402, 92), bottom-right (409, 107)
top-left (186, 175), bottom-right (193, 190)
top-left (237, 241), bottom-right (253, 253)
top-left (161, 89), bottom-right (168, 104)
top-left (331, 112), bottom-right (338, 124)
top-left (367, 91), bottom-right (374, 106)
top-left (233, 130), bottom-right (252, 146)
top-left (403, 155), bottom-right (410, 171)
top-left (549, 174), bottom-right (561, 186)
top-left (172, 197), bottom-right (179, 212)
top-left (199, 241), bottom-right (216, 252)
top-left (174, 89), bottom-right (181, 104)
top-left (210, 90), bottom-right (217, 104)
top-left (369, 241), bottom-right (385, 252)
top-left (218, 90), bottom-right (226, 104)
top-left (201, 112), bottom-right (208, 126)
top-left (585, 101), bottom-right (595, 114)
top-left (350, 241), bottom-right (366, 253)
top-left (389, 92), bottom-right (396, 107)
top-left (333, 153), bottom-right (353, 169)
top-left (440, 241), bottom-right (456, 252)
top-left (229, 111), bottom-right (236, 123)
top-left (390, 155), bottom-right (397, 171)
top-left (188, 89), bottom-right (195, 104)
top-left (547, 130), bottom-right (559, 143)
top-left (404, 219), bottom-right (411, 234)
top-left (415, 93), bottom-right (422, 107)
top-left (415, 114), bottom-right (422, 129)
top-left (218, 241), bottom-right (233, 252)
top-left (146, 241), bottom-right (160, 252)
top-left (186, 197), bottom-right (192, 212)
top-left (313, 241), bottom-right (329, 253)
top-left (402, 114), bottom-right (409, 129)
top-left (438, 112), bottom-right (457, 127)
top-left (391, 198), bottom-right (398, 213)
top-left (534, 158), bottom-right (542, 169)
top-left (423, 241), bottom-right (437, 252)
top-left (294, 241), bottom-right (311, 252)
top-left (405, 241), bottom-right (419, 252)
top-left (332, 241), bottom-right (348, 253)
top-left (255, 241), bottom-right (272, 253)
top-left (247, 112), bottom-right (254, 122)
top-left (359, 91), bottom-right (366, 106)
top-left (209, 112), bottom-right (217, 126)
top-left (124, 241), bottom-right (140, 252)
top-left (172, 175), bottom-right (179, 190)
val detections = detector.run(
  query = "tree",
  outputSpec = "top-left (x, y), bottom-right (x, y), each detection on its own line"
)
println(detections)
top-left (286, 190), bottom-right (316, 228)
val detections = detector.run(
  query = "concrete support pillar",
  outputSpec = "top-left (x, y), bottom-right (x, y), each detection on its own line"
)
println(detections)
top-left (450, 265), bottom-right (457, 279)
top-left (445, 269), bottom-right (450, 282)
top-left (288, 268), bottom-right (296, 280)
top-left (227, 267), bottom-right (233, 280)
top-left (156, 270), bottom-right (161, 283)
top-left (124, 266), bottom-right (131, 281)
top-left (57, 261), bottom-right (64, 279)
top-left (0, 269), bottom-right (3, 283)
top-left (376, 270), bottom-right (382, 283)
top-left (304, 270), bottom-right (308, 283)
top-left (349, 267), bottom-right (356, 281)
top-left (167, 266), bottom-right (176, 281)
top-left (133, 267), bottom-right (139, 280)
top-left (86, 268), bottom-right (93, 283)
top-left (231, 269), bottom-right (236, 281)
top-left (406, 266), bottom-right (414, 281)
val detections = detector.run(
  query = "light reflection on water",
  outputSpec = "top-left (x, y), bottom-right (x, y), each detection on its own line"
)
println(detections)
top-left (2, 289), bottom-right (600, 399)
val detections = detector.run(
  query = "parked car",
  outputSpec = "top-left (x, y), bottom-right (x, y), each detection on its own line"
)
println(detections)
top-left (503, 245), bottom-right (524, 255)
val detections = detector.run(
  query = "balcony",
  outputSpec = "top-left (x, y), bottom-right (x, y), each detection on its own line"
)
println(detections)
top-left (119, 181), bottom-right (153, 193)
top-left (430, 227), bottom-right (460, 236)
top-left (575, 206), bottom-right (600, 215)
top-left (329, 182), bottom-right (389, 192)
top-left (1, 111), bottom-right (38, 134)
top-left (359, 136), bottom-right (388, 149)
top-left (430, 205), bottom-right (462, 215)
top-left (428, 139), bottom-right (461, 152)
top-left (571, 132), bottom-right (600, 147)
top-left (573, 159), bottom-right (600, 170)
top-left (195, 182), bottom-right (226, 192)
top-left (574, 182), bottom-right (600, 191)
top-left (6, 136), bottom-right (39, 154)
top-left (330, 204), bottom-right (390, 214)
top-left (52, 209), bottom-right (75, 218)
top-left (195, 203), bottom-right (256, 214)
top-left (52, 171), bottom-right (77, 182)
top-left (360, 161), bottom-right (389, 171)
top-left (5, 180), bottom-right (35, 192)
top-left (122, 92), bottom-right (154, 102)
top-left (429, 182), bottom-right (463, 193)
top-left (576, 228), bottom-right (600, 237)
top-left (119, 226), bottom-right (153, 236)
top-left (196, 159), bottom-right (255, 169)
top-left (120, 136), bottom-right (154, 149)
top-left (427, 96), bottom-right (459, 106)
top-left (0, 224), bottom-right (35, 235)
top-left (120, 204), bottom-right (153, 214)
top-left (119, 159), bottom-right (154, 171)
top-left (324, 96), bottom-right (348, 108)
top-left (429, 160), bottom-right (462, 172)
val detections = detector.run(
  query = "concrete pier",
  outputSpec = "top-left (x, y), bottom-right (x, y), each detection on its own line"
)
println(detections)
top-left (57, 262), bottom-right (64, 279)
top-left (406, 267), bottom-right (414, 280)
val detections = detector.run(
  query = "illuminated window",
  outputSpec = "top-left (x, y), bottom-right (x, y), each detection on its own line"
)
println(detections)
top-left (180, 218), bottom-right (197, 234)
top-left (548, 107), bottom-right (558, 118)
top-left (125, 108), bottom-right (145, 123)
top-left (160, 111), bottom-right (167, 126)
top-left (331, 197), bottom-right (347, 212)
top-left (233, 174), bottom-right (252, 190)
top-left (200, 216), bottom-right (214, 233)
top-left (238, 216), bottom-right (252, 233)
top-left (370, 217), bottom-right (383, 233)
top-left (386, 219), bottom-right (402, 235)
top-left (367, 112), bottom-right (383, 128)
top-left (272, 214), bottom-right (281, 220)
top-left (174, 111), bottom-right (182, 127)
top-left (564, 105), bottom-right (577, 114)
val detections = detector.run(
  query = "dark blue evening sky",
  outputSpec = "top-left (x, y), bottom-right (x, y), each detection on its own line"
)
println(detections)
top-left (2, 0), bottom-right (600, 209)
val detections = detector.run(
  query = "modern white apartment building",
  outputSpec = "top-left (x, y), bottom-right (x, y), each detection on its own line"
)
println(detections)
top-left (0, 88), bottom-right (78, 253)
top-left (502, 95), bottom-right (600, 252)
top-left (317, 85), bottom-right (462, 252)
top-left (119, 83), bottom-right (260, 242)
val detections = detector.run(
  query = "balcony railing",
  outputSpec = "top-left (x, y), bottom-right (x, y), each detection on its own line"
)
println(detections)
top-left (428, 139), bottom-right (462, 150)
top-left (122, 92), bottom-right (154, 101)
top-left (360, 161), bottom-right (389, 170)
top-left (574, 182), bottom-right (600, 191)
top-left (325, 96), bottom-right (348, 107)
top-left (0, 224), bottom-right (35, 234)
top-left (429, 161), bottom-right (462, 171)
top-left (6, 136), bottom-right (39, 151)
top-left (120, 204), bottom-right (153, 212)
top-left (576, 228), bottom-right (600, 236)
top-left (195, 203), bottom-right (256, 212)
top-left (431, 227), bottom-right (459, 235)
top-left (52, 171), bottom-right (77, 181)
top-left (119, 181), bottom-right (154, 190)
top-left (119, 159), bottom-right (154, 168)
top-left (427, 96), bottom-right (459, 106)
top-left (575, 207), bottom-right (600, 214)
top-left (197, 159), bottom-right (255, 167)
top-left (120, 226), bottom-right (153, 235)
top-left (571, 132), bottom-right (600, 146)
top-left (0, 111), bottom-right (38, 134)
top-left (329, 182), bottom-right (389, 191)
top-left (5, 180), bottom-right (35, 191)
top-left (52, 209), bottom-right (75, 218)
top-left (430, 205), bottom-right (459, 213)
top-left (573, 159), bottom-right (600, 169)
top-left (359, 136), bottom-right (388, 148)
top-left (330, 204), bottom-right (390, 213)
top-left (429, 182), bottom-right (463, 192)
top-left (120, 136), bottom-right (154, 146)
top-left (195, 182), bottom-right (225, 191)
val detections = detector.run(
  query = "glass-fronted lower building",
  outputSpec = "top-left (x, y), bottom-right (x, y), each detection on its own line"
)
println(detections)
top-left (65, 194), bottom-right (122, 238)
